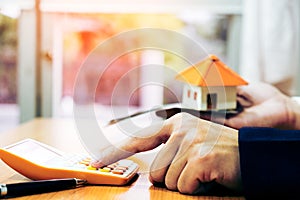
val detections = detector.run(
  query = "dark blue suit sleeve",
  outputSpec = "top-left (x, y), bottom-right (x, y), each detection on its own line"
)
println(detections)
top-left (238, 127), bottom-right (300, 199)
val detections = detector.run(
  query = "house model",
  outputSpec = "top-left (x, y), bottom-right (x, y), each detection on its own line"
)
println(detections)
top-left (175, 54), bottom-right (248, 111)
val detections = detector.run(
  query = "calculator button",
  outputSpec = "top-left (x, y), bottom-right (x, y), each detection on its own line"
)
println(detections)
top-left (112, 169), bottom-right (124, 175)
top-left (87, 166), bottom-right (98, 170)
top-left (115, 166), bottom-right (127, 171)
top-left (79, 160), bottom-right (90, 166)
top-left (106, 164), bottom-right (117, 169)
top-left (99, 167), bottom-right (111, 172)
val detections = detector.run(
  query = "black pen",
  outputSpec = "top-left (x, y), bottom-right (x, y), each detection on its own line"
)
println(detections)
top-left (0, 178), bottom-right (86, 198)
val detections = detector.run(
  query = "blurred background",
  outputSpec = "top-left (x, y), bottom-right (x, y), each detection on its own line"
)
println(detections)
top-left (0, 0), bottom-right (299, 132)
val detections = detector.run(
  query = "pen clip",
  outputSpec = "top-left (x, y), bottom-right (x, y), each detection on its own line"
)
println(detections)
top-left (75, 178), bottom-right (87, 186)
top-left (0, 184), bottom-right (7, 196)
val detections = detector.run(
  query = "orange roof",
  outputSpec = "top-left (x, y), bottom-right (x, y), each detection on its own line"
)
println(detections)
top-left (175, 54), bottom-right (248, 86)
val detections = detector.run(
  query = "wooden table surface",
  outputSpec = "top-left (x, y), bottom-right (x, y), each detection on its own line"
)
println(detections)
top-left (0, 118), bottom-right (245, 200)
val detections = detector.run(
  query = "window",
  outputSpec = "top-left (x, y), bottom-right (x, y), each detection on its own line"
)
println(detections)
top-left (14, 1), bottom-right (243, 121)
top-left (194, 91), bottom-right (198, 100)
top-left (56, 13), bottom-right (232, 116)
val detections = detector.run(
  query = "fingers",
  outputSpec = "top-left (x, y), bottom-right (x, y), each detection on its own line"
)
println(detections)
top-left (150, 129), bottom-right (201, 190)
top-left (236, 94), bottom-right (253, 108)
top-left (236, 85), bottom-right (255, 107)
top-left (91, 113), bottom-right (193, 168)
top-left (177, 164), bottom-right (202, 194)
top-left (163, 138), bottom-right (191, 190)
top-left (237, 82), bottom-right (281, 106)
top-left (91, 144), bottom-right (134, 168)
top-left (177, 157), bottom-right (218, 195)
top-left (91, 121), bottom-right (171, 168)
top-left (149, 130), bottom-right (183, 184)
top-left (236, 83), bottom-right (269, 106)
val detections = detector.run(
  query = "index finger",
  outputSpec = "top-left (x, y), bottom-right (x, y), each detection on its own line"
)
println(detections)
top-left (91, 121), bottom-right (171, 168)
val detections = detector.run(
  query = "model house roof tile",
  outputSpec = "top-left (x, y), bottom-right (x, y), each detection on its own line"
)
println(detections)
top-left (176, 54), bottom-right (248, 86)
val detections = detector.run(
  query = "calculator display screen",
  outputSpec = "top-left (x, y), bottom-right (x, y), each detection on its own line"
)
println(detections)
top-left (5, 140), bottom-right (64, 166)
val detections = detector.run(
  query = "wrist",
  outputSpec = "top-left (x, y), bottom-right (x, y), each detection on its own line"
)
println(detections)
top-left (286, 97), bottom-right (300, 130)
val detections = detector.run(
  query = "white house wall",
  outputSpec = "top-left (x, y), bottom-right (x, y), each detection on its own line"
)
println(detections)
top-left (182, 85), bottom-right (237, 110)
top-left (201, 86), bottom-right (236, 110)
top-left (182, 84), bottom-right (201, 109)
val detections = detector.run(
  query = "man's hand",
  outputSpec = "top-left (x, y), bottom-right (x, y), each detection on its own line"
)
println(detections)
top-left (92, 113), bottom-right (242, 194)
top-left (223, 82), bottom-right (299, 129)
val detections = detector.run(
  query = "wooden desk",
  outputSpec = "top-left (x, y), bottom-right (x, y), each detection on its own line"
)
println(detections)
top-left (0, 118), bottom-right (245, 200)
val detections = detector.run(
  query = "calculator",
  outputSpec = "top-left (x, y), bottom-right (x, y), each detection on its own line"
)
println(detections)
top-left (0, 139), bottom-right (139, 185)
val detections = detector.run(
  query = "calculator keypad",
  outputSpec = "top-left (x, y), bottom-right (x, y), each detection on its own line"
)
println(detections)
top-left (78, 157), bottom-right (136, 176)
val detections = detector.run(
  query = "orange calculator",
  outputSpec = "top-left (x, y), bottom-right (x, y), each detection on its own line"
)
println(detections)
top-left (0, 139), bottom-right (139, 185)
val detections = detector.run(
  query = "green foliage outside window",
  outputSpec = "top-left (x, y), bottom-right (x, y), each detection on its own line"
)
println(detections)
top-left (0, 14), bottom-right (17, 103)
